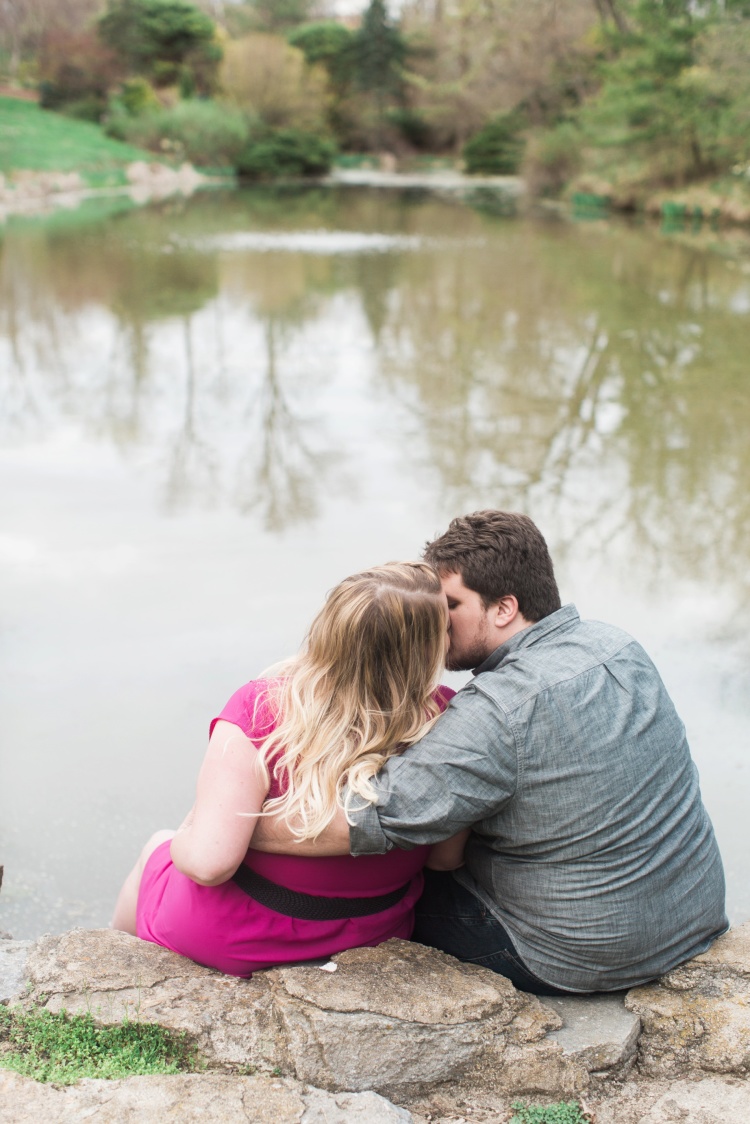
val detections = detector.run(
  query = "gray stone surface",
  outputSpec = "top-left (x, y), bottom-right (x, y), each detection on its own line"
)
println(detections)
top-left (452, 992), bottom-right (641, 1098)
top-left (590, 1076), bottom-right (750, 1124)
top-left (408, 1074), bottom-right (750, 1123)
top-left (0, 1071), bottom-right (412, 1123)
top-left (18, 930), bottom-right (562, 1098)
top-left (0, 939), bottom-right (31, 1002)
top-left (302, 1087), bottom-right (412, 1122)
top-left (276, 940), bottom-right (521, 1024)
top-left (545, 992), bottom-right (641, 1075)
top-left (626, 922), bottom-right (750, 1079)
top-left (8, 923), bottom-right (749, 1116)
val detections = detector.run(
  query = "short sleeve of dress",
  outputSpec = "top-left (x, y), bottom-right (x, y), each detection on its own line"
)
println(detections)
top-left (433, 685), bottom-right (456, 711)
top-left (211, 680), bottom-right (453, 742)
top-left (209, 678), bottom-right (278, 744)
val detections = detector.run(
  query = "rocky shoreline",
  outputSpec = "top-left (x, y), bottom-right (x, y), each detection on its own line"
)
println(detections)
top-left (4, 162), bottom-right (750, 242)
top-left (0, 162), bottom-right (524, 221)
top-left (1, 924), bottom-right (749, 1122)
top-left (0, 160), bottom-right (211, 219)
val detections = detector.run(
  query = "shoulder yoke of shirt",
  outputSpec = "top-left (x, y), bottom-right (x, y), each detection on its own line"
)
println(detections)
top-left (463, 604), bottom-right (643, 714)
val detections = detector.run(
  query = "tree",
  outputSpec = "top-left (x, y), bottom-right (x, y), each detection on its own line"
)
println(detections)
top-left (351, 0), bottom-right (407, 145)
top-left (98, 0), bottom-right (220, 92)
top-left (221, 33), bottom-right (328, 131)
top-left (693, 11), bottom-right (750, 171)
top-left (38, 29), bottom-right (123, 114)
top-left (287, 20), bottom-right (354, 93)
top-left (245, 0), bottom-right (314, 33)
top-left (401, 0), bottom-right (598, 151)
top-left (590, 0), bottom-right (630, 35)
top-left (287, 20), bottom-right (356, 136)
top-left (353, 0), bottom-right (406, 95)
top-left (0, 0), bottom-right (100, 82)
top-left (580, 0), bottom-right (729, 185)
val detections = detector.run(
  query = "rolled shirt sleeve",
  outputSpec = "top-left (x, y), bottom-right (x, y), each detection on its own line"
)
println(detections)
top-left (347, 684), bottom-right (518, 855)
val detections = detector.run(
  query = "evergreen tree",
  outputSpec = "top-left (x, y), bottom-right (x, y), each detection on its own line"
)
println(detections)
top-left (352, 0), bottom-right (407, 145)
top-left (288, 21), bottom-right (355, 95)
top-left (98, 0), bottom-right (219, 91)
top-left (581, 0), bottom-right (728, 183)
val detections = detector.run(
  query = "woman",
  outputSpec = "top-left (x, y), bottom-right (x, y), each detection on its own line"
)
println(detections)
top-left (112, 562), bottom-right (461, 977)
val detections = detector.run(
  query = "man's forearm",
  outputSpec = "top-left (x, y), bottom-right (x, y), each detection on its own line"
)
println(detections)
top-left (250, 802), bottom-right (351, 855)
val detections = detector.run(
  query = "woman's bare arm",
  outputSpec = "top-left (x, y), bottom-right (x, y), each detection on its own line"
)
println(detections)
top-left (170, 720), bottom-right (269, 885)
top-left (425, 828), bottom-right (471, 871)
top-left (250, 803), bottom-right (351, 855)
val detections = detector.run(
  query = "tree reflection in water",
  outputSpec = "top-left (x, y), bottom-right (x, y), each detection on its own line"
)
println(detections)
top-left (161, 314), bottom-right (220, 512)
top-left (1, 192), bottom-right (750, 601)
top-left (0, 196), bottom-right (341, 530)
top-left (373, 217), bottom-right (750, 611)
top-left (234, 317), bottom-right (332, 530)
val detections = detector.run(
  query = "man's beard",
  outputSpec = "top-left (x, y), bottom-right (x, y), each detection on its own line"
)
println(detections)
top-left (445, 641), bottom-right (491, 672)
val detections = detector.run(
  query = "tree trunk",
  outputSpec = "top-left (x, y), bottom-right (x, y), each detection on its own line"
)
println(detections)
top-left (592, 0), bottom-right (630, 34)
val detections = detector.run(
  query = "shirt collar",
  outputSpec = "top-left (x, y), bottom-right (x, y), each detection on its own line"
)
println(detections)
top-left (472, 603), bottom-right (580, 676)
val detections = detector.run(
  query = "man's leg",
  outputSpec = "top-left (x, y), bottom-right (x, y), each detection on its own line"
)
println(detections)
top-left (413, 869), bottom-right (571, 996)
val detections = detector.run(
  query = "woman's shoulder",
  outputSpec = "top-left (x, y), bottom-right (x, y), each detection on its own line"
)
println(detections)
top-left (432, 684), bottom-right (456, 711)
top-left (210, 677), bottom-right (284, 741)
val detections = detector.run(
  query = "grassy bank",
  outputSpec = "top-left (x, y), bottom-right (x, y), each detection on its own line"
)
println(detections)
top-left (0, 96), bottom-right (152, 185)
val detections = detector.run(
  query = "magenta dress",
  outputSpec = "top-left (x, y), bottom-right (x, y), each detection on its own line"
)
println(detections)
top-left (136, 678), bottom-right (454, 977)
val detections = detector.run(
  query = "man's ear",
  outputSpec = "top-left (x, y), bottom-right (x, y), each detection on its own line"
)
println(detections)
top-left (491, 595), bottom-right (520, 630)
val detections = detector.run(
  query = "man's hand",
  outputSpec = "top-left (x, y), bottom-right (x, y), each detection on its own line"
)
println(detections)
top-left (250, 802), bottom-right (352, 856)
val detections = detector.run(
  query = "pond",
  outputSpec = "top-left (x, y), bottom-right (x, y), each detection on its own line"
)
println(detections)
top-left (1, 185), bottom-right (749, 939)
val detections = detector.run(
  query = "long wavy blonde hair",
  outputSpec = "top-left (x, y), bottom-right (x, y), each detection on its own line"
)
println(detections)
top-left (255, 562), bottom-right (447, 841)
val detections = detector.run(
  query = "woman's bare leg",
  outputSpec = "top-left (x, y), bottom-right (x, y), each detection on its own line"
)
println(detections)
top-left (111, 829), bottom-right (175, 935)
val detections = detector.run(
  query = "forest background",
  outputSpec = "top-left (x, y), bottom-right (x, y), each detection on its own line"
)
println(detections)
top-left (1, 0), bottom-right (750, 208)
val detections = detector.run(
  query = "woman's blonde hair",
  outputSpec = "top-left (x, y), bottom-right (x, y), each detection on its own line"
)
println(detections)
top-left (257, 561), bottom-right (447, 841)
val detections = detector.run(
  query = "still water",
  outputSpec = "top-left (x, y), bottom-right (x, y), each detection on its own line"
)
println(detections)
top-left (1, 186), bottom-right (749, 939)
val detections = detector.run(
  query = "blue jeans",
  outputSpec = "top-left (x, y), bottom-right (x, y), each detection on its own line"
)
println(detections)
top-left (412, 869), bottom-right (572, 996)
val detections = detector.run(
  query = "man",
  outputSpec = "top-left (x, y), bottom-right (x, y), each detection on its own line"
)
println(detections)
top-left (254, 510), bottom-right (728, 995)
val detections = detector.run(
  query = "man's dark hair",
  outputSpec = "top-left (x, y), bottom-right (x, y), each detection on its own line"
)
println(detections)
top-left (423, 510), bottom-right (561, 622)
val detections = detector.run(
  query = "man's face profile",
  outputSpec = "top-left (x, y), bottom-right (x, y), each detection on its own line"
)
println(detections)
top-left (441, 571), bottom-right (499, 671)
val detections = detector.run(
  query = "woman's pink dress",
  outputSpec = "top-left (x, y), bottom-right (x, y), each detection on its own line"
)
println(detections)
top-left (136, 678), bottom-right (454, 977)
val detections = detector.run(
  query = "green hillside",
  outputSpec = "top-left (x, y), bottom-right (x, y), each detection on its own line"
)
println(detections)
top-left (0, 96), bottom-right (152, 182)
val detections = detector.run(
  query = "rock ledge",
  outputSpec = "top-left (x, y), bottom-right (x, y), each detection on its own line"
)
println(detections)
top-left (2, 924), bottom-right (750, 1122)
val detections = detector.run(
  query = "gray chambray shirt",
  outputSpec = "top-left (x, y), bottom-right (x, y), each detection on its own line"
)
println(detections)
top-left (348, 604), bottom-right (728, 992)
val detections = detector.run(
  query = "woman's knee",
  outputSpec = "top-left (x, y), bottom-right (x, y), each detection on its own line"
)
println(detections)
top-left (138, 829), bottom-right (175, 870)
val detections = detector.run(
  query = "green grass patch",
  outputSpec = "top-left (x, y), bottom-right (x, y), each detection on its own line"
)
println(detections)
top-left (511, 1102), bottom-right (589, 1124)
top-left (0, 96), bottom-right (153, 176)
top-left (82, 168), bottom-right (131, 189)
top-left (0, 1005), bottom-right (200, 1085)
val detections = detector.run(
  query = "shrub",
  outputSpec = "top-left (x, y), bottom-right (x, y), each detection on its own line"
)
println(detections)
top-left (235, 128), bottom-right (337, 180)
top-left (38, 30), bottom-right (121, 114)
top-left (119, 77), bottom-right (161, 117)
top-left (60, 97), bottom-right (107, 123)
top-left (385, 107), bottom-right (433, 149)
top-left (463, 113), bottom-right (526, 175)
top-left (106, 98), bottom-right (251, 167)
top-left (523, 122), bottom-right (583, 197)
top-left (221, 34), bottom-right (328, 132)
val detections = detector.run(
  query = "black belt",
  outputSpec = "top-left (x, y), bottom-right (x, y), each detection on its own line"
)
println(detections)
top-left (231, 864), bottom-right (411, 920)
